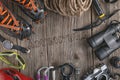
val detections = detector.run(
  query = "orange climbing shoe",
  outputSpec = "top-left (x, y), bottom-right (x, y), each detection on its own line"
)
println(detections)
top-left (9, 0), bottom-right (47, 23)
top-left (0, 2), bottom-right (32, 40)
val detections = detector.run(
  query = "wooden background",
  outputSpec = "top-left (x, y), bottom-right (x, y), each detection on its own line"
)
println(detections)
top-left (0, 0), bottom-right (120, 80)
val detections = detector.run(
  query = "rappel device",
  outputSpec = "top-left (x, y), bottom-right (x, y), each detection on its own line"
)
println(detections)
top-left (0, 68), bottom-right (33, 80)
top-left (0, 34), bottom-right (30, 53)
top-left (8, 0), bottom-right (47, 22)
top-left (0, 1), bottom-right (33, 40)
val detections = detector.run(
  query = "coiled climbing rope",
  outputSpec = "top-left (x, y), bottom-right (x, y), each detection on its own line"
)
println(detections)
top-left (44, 0), bottom-right (92, 16)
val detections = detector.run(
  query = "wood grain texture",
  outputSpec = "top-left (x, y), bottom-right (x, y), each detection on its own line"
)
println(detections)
top-left (0, 0), bottom-right (120, 80)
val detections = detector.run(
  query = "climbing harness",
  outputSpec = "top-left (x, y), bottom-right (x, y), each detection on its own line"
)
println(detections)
top-left (0, 51), bottom-right (26, 70)
top-left (0, 1), bottom-right (32, 40)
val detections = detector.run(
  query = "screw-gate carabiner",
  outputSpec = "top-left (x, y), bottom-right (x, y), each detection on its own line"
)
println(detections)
top-left (37, 67), bottom-right (48, 80)
top-left (37, 66), bottom-right (56, 80)
top-left (44, 66), bottom-right (56, 80)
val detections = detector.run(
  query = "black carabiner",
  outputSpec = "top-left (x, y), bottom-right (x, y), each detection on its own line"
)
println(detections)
top-left (60, 63), bottom-right (75, 80)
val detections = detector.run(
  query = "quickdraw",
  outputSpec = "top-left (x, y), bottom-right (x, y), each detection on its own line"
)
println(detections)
top-left (0, 68), bottom-right (33, 80)
top-left (0, 1), bottom-right (32, 40)
top-left (9, 0), bottom-right (47, 22)
top-left (0, 51), bottom-right (26, 70)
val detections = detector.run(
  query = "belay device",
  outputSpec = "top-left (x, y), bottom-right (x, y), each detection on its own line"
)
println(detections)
top-left (0, 68), bottom-right (32, 80)
top-left (88, 20), bottom-right (120, 60)
top-left (0, 1), bottom-right (32, 40)
top-left (9, 0), bottom-right (47, 22)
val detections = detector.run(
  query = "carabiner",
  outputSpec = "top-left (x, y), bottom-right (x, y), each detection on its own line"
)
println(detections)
top-left (37, 67), bottom-right (48, 80)
top-left (44, 66), bottom-right (56, 80)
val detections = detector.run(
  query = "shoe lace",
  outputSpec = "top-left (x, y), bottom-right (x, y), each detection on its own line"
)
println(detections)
top-left (15, 0), bottom-right (38, 12)
top-left (0, 2), bottom-right (21, 31)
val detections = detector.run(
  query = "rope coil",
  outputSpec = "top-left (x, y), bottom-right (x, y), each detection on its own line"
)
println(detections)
top-left (44, 0), bottom-right (92, 16)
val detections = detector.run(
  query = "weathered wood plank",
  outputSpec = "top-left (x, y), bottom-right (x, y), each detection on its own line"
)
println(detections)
top-left (46, 8), bottom-right (93, 79)
top-left (0, 0), bottom-right (120, 80)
